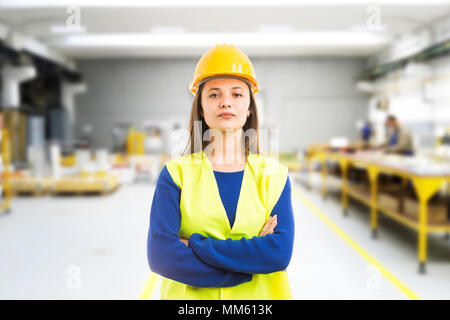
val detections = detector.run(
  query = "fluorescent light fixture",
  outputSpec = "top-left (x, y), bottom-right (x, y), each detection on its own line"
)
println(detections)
top-left (258, 24), bottom-right (294, 33)
top-left (52, 31), bottom-right (391, 47)
top-left (1, 0), bottom-right (449, 8)
top-left (150, 25), bottom-right (185, 34)
top-left (51, 25), bottom-right (87, 34)
top-left (351, 24), bottom-right (387, 33)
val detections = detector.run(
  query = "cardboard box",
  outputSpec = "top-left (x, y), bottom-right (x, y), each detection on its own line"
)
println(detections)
top-left (348, 183), bottom-right (370, 198)
top-left (378, 192), bottom-right (400, 212)
top-left (379, 182), bottom-right (411, 212)
top-left (404, 198), bottom-right (448, 224)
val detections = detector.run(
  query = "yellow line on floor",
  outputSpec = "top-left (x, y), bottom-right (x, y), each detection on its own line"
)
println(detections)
top-left (139, 272), bottom-right (159, 300)
top-left (292, 187), bottom-right (421, 300)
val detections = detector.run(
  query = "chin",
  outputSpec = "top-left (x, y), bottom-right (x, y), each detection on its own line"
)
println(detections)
top-left (209, 120), bottom-right (245, 131)
top-left (220, 124), bottom-right (243, 130)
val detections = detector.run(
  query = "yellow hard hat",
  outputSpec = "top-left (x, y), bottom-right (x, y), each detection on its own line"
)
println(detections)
top-left (189, 44), bottom-right (260, 96)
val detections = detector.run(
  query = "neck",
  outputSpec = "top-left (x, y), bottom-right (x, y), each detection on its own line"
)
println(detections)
top-left (205, 128), bottom-right (246, 166)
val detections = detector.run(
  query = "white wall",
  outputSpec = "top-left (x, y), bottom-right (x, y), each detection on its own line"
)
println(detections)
top-left (75, 57), bottom-right (368, 152)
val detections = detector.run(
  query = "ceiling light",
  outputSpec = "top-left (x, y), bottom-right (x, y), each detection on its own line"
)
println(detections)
top-left (352, 24), bottom-right (387, 33)
top-left (53, 31), bottom-right (391, 47)
top-left (258, 25), bottom-right (294, 33)
top-left (50, 25), bottom-right (87, 34)
top-left (150, 26), bottom-right (185, 34)
top-left (2, 0), bottom-right (450, 8)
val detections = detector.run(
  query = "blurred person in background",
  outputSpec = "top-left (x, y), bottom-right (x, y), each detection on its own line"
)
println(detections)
top-left (361, 120), bottom-right (374, 148)
top-left (379, 115), bottom-right (414, 155)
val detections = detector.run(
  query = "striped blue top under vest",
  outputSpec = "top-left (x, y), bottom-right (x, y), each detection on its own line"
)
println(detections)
top-left (147, 164), bottom-right (295, 288)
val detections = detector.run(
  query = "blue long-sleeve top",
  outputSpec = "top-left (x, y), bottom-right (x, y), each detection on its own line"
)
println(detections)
top-left (147, 164), bottom-right (295, 288)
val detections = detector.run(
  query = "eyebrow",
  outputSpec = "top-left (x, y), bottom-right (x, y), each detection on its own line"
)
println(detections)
top-left (208, 86), bottom-right (243, 91)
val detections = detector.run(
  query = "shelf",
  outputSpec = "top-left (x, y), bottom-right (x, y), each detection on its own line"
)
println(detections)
top-left (378, 205), bottom-right (450, 233)
top-left (346, 185), bottom-right (371, 206)
top-left (345, 184), bottom-right (450, 232)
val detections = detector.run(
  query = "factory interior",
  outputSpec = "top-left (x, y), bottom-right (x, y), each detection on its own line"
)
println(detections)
top-left (0, 1), bottom-right (450, 300)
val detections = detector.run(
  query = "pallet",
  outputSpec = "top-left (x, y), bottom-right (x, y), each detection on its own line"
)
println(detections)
top-left (52, 184), bottom-right (120, 196)
top-left (11, 190), bottom-right (46, 197)
top-left (51, 175), bottom-right (120, 196)
top-left (10, 177), bottom-right (52, 197)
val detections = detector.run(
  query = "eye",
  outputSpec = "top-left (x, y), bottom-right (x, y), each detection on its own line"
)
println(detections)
top-left (209, 93), bottom-right (219, 98)
top-left (233, 93), bottom-right (243, 97)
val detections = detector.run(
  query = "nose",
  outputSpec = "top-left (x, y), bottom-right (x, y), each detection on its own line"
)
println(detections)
top-left (219, 93), bottom-right (233, 108)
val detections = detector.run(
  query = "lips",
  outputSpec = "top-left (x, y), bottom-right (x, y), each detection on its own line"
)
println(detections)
top-left (218, 112), bottom-right (235, 118)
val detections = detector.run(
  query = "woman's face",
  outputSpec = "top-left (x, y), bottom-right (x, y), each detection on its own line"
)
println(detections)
top-left (201, 77), bottom-right (251, 131)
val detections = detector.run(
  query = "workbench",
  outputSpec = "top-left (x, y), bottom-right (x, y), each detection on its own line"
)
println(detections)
top-left (307, 150), bottom-right (450, 274)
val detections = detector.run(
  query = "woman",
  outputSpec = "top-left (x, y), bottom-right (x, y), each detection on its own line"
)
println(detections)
top-left (147, 44), bottom-right (295, 300)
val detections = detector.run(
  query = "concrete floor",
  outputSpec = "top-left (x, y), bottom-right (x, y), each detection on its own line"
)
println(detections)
top-left (290, 172), bottom-right (450, 300)
top-left (0, 172), bottom-right (449, 299)
top-left (0, 184), bottom-right (152, 299)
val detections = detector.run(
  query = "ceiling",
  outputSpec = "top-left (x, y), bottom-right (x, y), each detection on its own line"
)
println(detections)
top-left (0, 0), bottom-right (449, 59)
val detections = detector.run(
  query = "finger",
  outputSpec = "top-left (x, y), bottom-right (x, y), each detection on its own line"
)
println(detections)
top-left (259, 216), bottom-right (274, 236)
top-left (179, 238), bottom-right (188, 247)
top-left (260, 216), bottom-right (273, 236)
top-left (269, 215), bottom-right (278, 232)
top-left (268, 216), bottom-right (278, 234)
top-left (259, 221), bottom-right (269, 236)
top-left (268, 224), bottom-right (277, 234)
top-left (264, 216), bottom-right (277, 235)
top-left (266, 215), bottom-right (276, 231)
top-left (269, 215), bottom-right (277, 226)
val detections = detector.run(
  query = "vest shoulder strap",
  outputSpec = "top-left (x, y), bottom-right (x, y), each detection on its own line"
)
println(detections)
top-left (164, 152), bottom-right (204, 189)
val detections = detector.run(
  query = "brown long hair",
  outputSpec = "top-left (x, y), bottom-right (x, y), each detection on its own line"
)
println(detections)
top-left (182, 79), bottom-right (260, 161)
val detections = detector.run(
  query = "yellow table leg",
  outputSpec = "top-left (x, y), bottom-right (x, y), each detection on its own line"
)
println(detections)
top-left (368, 165), bottom-right (379, 239)
top-left (307, 156), bottom-right (313, 190)
top-left (320, 152), bottom-right (327, 199)
top-left (411, 177), bottom-right (444, 274)
top-left (339, 157), bottom-right (349, 216)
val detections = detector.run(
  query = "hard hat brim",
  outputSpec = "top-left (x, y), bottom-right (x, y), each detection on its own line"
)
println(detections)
top-left (190, 73), bottom-right (259, 95)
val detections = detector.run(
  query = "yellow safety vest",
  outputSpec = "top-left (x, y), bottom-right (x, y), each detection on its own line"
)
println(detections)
top-left (161, 150), bottom-right (292, 300)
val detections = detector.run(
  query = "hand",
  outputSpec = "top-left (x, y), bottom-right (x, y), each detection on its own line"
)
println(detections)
top-left (180, 238), bottom-right (189, 247)
top-left (259, 215), bottom-right (277, 236)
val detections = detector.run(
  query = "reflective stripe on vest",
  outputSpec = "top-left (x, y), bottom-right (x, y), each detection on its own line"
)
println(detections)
top-left (162, 150), bottom-right (291, 300)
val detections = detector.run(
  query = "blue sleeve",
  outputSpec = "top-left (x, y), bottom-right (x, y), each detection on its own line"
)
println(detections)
top-left (188, 176), bottom-right (295, 274)
top-left (147, 165), bottom-right (253, 288)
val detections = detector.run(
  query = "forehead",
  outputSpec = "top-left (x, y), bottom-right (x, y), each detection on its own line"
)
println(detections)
top-left (203, 77), bottom-right (248, 90)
